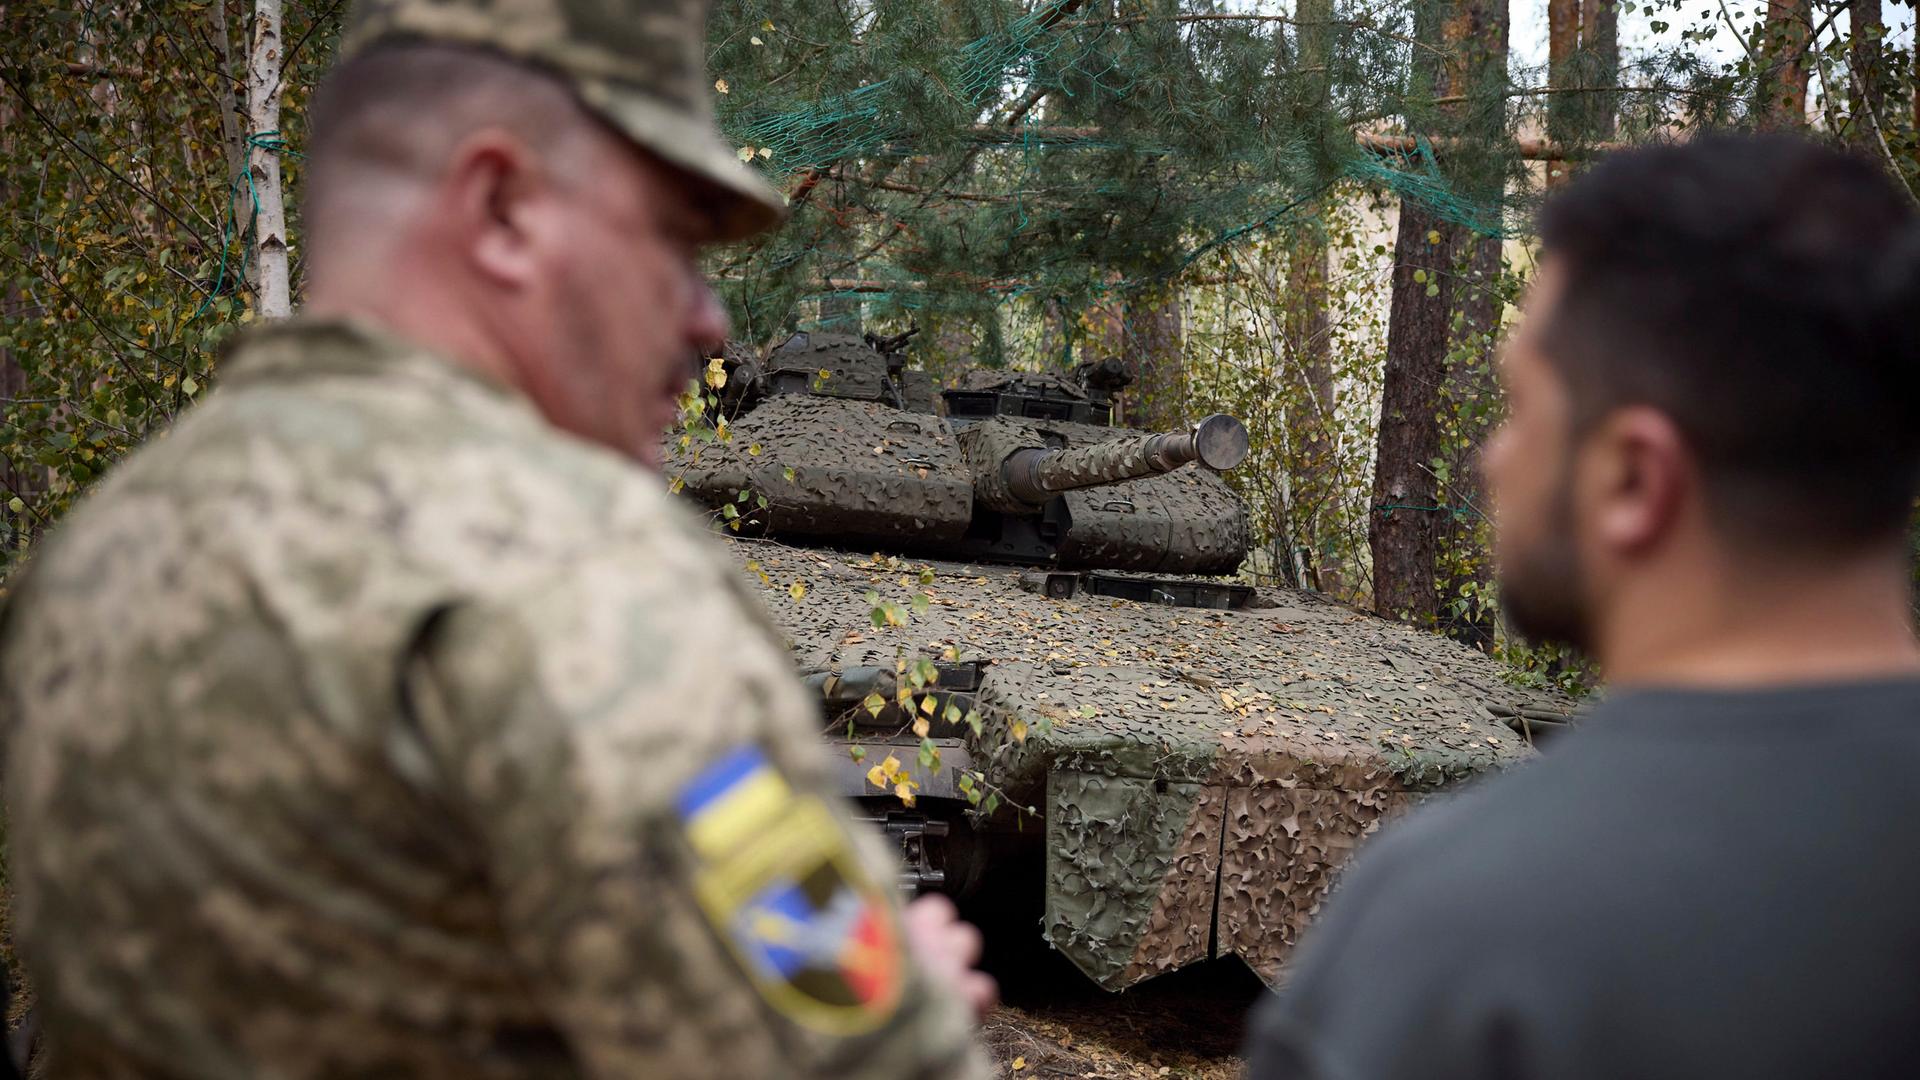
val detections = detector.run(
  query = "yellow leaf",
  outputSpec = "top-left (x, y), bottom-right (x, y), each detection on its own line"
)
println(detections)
top-left (865, 764), bottom-right (887, 789)
top-left (919, 695), bottom-right (937, 715)
top-left (788, 580), bottom-right (808, 602)
top-left (893, 781), bottom-right (916, 807)
top-left (704, 356), bottom-right (727, 388)
top-left (1010, 718), bottom-right (1028, 743)
top-left (737, 145), bottom-right (756, 162)
top-left (912, 716), bottom-right (931, 738)
top-left (714, 78), bottom-right (730, 94)
top-left (879, 754), bottom-right (902, 781)
top-left (750, 34), bottom-right (764, 45)
top-left (762, 18), bottom-right (774, 30)
top-left (757, 147), bottom-right (773, 160)
top-left (1012, 1057), bottom-right (1027, 1072)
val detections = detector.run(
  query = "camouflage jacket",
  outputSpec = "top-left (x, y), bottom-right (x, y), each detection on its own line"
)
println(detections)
top-left (0, 320), bottom-right (985, 1079)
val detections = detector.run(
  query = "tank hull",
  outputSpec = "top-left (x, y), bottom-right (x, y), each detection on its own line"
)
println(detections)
top-left (728, 538), bottom-right (1566, 989)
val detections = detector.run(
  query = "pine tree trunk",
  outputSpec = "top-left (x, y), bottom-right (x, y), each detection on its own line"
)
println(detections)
top-left (1849, 0), bottom-right (1884, 150)
top-left (1545, 0), bottom-right (1580, 186)
top-left (1123, 291), bottom-right (1185, 430)
top-left (1370, 199), bottom-right (1452, 623)
top-left (246, 0), bottom-right (292, 318)
top-left (1433, 0), bottom-right (1509, 649)
top-left (1758, 0), bottom-right (1811, 126)
top-left (1580, 0), bottom-right (1619, 139)
top-left (1039, 296), bottom-right (1069, 369)
top-left (1438, 231), bottom-right (1502, 648)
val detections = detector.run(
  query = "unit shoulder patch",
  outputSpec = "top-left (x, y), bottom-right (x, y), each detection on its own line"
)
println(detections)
top-left (675, 746), bottom-right (904, 1035)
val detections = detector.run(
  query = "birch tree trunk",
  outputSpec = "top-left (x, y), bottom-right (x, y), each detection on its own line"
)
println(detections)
top-left (1282, 0), bottom-right (1340, 592)
top-left (246, 0), bottom-right (292, 318)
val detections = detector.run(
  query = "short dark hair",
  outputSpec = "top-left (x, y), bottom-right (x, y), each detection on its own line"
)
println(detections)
top-left (302, 42), bottom-right (593, 245)
top-left (1538, 133), bottom-right (1920, 550)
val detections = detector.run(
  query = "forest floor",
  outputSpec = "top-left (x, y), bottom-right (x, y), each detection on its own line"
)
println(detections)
top-left (973, 925), bottom-right (1263, 1079)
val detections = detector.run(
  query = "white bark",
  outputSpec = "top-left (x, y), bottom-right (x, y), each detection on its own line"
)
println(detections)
top-left (246, 0), bottom-right (291, 319)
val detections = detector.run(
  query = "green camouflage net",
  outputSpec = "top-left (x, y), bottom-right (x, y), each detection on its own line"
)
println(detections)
top-left (706, 0), bottom-right (1733, 350)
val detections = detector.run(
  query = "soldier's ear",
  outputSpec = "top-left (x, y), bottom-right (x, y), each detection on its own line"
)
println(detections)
top-left (443, 129), bottom-right (547, 288)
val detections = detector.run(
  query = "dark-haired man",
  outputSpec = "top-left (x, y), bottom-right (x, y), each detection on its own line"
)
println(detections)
top-left (1245, 134), bottom-right (1920, 1079)
top-left (0, 0), bottom-right (990, 1076)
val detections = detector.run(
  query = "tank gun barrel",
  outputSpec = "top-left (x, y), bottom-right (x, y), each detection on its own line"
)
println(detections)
top-left (1001, 414), bottom-right (1249, 507)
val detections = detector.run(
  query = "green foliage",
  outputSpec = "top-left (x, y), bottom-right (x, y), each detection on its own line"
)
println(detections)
top-left (1173, 194), bottom-right (1392, 600)
top-left (0, 0), bottom-right (342, 576)
top-left (703, 0), bottom-right (1765, 344)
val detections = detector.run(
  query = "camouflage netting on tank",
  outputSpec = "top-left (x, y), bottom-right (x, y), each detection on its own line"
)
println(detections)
top-left (730, 539), bottom-right (1569, 988)
top-left (705, 0), bottom-right (1730, 344)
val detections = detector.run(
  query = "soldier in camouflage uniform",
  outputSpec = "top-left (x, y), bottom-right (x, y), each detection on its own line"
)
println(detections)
top-left (0, 1), bottom-right (991, 1076)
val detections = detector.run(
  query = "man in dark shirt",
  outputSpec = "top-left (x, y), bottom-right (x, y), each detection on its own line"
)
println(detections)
top-left (1245, 134), bottom-right (1920, 1079)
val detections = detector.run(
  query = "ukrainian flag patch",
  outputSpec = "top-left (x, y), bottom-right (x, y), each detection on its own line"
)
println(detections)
top-left (676, 746), bottom-right (903, 1034)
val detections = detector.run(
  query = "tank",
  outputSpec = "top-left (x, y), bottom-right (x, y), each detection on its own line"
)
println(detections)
top-left (669, 330), bottom-right (1572, 990)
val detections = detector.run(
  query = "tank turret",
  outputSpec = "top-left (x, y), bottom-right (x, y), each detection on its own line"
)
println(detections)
top-left (671, 331), bottom-right (1253, 573)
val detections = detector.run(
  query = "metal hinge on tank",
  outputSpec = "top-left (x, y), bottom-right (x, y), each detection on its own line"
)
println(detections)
top-left (802, 660), bottom-right (986, 733)
top-left (1017, 570), bottom-right (1256, 610)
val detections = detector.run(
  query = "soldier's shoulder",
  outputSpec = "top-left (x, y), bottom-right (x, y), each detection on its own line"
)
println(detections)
top-left (24, 319), bottom-right (706, 611)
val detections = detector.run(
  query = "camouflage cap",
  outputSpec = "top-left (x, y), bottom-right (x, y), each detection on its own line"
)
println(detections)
top-left (342, 0), bottom-right (786, 241)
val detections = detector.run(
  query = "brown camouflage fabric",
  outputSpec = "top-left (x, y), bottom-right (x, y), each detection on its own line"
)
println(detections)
top-left (342, 0), bottom-right (785, 239)
top-left (0, 320), bottom-right (984, 1079)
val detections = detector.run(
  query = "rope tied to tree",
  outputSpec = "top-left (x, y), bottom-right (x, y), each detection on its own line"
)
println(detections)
top-left (192, 131), bottom-right (299, 321)
top-left (1374, 501), bottom-right (1484, 520)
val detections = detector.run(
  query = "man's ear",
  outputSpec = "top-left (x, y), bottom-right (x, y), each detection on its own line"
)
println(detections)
top-left (437, 130), bottom-right (546, 289)
top-left (1583, 405), bottom-right (1693, 556)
